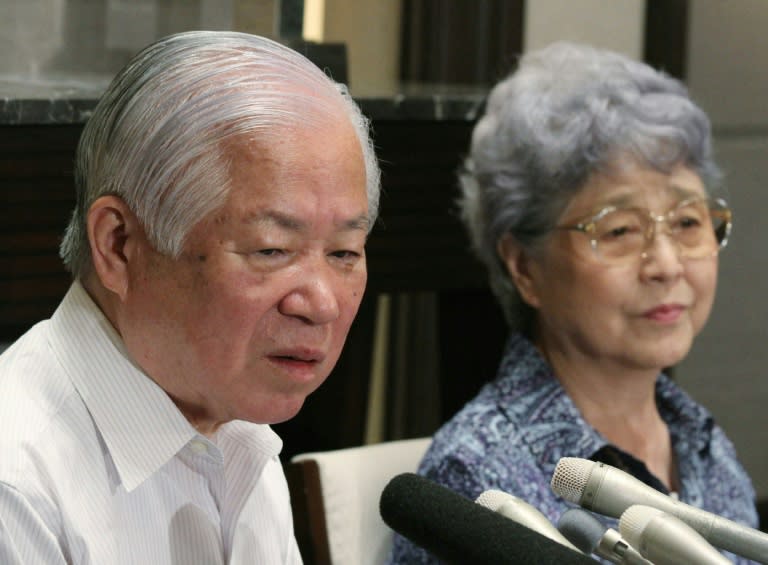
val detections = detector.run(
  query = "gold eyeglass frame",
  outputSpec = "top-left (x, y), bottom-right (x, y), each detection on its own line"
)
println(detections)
top-left (555, 196), bottom-right (733, 263)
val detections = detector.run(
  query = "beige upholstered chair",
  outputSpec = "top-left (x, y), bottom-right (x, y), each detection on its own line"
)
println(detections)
top-left (285, 437), bottom-right (432, 565)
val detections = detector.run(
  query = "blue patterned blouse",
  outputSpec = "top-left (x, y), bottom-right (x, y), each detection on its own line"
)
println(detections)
top-left (387, 333), bottom-right (759, 564)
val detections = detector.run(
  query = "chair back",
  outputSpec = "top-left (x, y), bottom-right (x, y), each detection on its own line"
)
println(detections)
top-left (286, 437), bottom-right (431, 565)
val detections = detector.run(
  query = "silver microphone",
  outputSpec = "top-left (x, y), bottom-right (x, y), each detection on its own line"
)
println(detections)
top-left (551, 457), bottom-right (768, 563)
top-left (557, 507), bottom-right (651, 564)
top-left (620, 504), bottom-right (731, 565)
top-left (475, 489), bottom-right (583, 553)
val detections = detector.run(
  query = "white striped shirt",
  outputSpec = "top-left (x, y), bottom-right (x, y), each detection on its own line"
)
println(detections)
top-left (0, 282), bottom-right (302, 564)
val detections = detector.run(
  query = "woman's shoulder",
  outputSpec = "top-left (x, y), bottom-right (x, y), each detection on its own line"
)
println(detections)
top-left (416, 396), bottom-right (550, 498)
top-left (425, 384), bottom-right (516, 461)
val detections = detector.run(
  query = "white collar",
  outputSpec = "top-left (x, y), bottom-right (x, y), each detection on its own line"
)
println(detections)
top-left (48, 282), bottom-right (280, 491)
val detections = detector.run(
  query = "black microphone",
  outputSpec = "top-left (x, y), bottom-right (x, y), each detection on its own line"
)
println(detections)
top-left (380, 473), bottom-right (596, 564)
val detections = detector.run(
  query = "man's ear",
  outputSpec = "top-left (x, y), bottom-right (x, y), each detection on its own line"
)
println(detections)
top-left (87, 195), bottom-right (142, 300)
top-left (497, 233), bottom-right (541, 309)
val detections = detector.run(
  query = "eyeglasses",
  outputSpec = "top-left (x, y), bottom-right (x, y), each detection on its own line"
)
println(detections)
top-left (556, 196), bottom-right (732, 265)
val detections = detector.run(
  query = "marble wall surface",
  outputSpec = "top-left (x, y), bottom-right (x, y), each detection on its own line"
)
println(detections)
top-left (676, 0), bottom-right (768, 500)
top-left (0, 0), bottom-right (277, 78)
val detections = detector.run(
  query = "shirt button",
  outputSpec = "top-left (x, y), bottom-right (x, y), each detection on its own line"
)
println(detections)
top-left (189, 440), bottom-right (208, 454)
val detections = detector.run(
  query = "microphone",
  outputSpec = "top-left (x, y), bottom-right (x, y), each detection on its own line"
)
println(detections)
top-left (379, 473), bottom-right (596, 564)
top-left (557, 507), bottom-right (651, 565)
top-left (475, 489), bottom-right (583, 552)
top-left (619, 504), bottom-right (732, 565)
top-left (551, 457), bottom-right (768, 563)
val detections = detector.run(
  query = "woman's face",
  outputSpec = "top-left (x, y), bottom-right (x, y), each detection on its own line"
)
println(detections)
top-left (501, 163), bottom-right (719, 373)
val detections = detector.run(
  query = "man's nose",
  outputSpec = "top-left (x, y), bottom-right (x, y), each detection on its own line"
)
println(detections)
top-left (278, 261), bottom-right (341, 325)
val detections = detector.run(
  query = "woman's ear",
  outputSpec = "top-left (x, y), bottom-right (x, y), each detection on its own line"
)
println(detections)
top-left (497, 233), bottom-right (542, 309)
top-left (86, 195), bottom-right (141, 300)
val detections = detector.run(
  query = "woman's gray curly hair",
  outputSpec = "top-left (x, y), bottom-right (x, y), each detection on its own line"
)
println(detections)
top-left (458, 41), bottom-right (722, 331)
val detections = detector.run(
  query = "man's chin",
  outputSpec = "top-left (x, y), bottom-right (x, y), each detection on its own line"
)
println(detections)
top-left (248, 395), bottom-right (308, 425)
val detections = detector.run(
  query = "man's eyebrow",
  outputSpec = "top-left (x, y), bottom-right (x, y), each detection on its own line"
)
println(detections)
top-left (344, 214), bottom-right (372, 232)
top-left (243, 211), bottom-right (371, 232)
top-left (244, 211), bottom-right (303, 230)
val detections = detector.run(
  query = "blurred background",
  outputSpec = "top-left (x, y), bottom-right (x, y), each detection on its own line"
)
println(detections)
top-left (1, 0), bottom-right (767, 504)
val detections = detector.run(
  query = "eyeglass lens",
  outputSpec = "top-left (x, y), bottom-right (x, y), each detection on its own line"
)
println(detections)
top-left (589, 199), bottom-right (730, 263)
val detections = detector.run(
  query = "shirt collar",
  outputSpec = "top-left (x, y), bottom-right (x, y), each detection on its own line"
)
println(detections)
top-left (49, 282), bottom-right (201, 492)
top-left (216, 420), bottom-right (283, 482)
top-left (655, 371), bottom-right (715, 457)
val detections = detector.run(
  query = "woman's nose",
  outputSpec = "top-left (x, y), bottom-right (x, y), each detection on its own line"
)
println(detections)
top-left (640, 229), bottom-right (685, 281)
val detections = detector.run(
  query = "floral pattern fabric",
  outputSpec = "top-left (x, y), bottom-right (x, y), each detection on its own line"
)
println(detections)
top-left (387, 333), bottom-right (758, 564)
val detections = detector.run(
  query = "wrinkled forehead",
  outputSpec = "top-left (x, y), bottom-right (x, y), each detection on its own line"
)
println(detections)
top-left (223, 104), bottom-right (359, 159)
top-left (565, 161), bottom-right (707, 219)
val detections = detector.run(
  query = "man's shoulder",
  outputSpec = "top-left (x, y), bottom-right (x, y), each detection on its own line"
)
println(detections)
top-left (0, 323), bottom-right (93, 484)
top-left (1, 321), bottom-right (78, 417)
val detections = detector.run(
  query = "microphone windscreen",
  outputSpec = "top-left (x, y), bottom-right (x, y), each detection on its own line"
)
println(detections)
top-left (557, 508), bottom-right (605, 554)
top-left (380, 473), bottom-right (595, 564)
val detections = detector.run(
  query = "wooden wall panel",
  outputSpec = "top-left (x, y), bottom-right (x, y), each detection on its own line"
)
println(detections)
top-left (0, 125), bottom-right (80, 339)
top-left (0, 119), bottom-right (502, 460)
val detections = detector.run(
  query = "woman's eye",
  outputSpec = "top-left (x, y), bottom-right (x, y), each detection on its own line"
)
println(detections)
top-left (601, 224), bottom-right (641, 240)
top-left (676, 216), bottom-right (703, 230)
top-left (608, 226), bottom-right (631, 238)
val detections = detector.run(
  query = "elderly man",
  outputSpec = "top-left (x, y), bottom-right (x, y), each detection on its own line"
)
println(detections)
top-left (0, 30), bottom-right (380, 564)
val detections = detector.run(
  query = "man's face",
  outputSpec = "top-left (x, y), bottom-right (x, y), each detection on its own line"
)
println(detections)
top-left (118, 121), bottom-right (370, 432)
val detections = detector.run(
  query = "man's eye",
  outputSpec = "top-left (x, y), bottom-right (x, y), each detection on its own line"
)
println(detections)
top-left (258, 249), bottom-right (284, 257)
top-left (330, 250), bottom-right (361, 260)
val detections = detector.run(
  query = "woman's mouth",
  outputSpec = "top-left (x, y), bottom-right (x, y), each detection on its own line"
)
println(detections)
top-left (644, 304), bottom-right (685, 323)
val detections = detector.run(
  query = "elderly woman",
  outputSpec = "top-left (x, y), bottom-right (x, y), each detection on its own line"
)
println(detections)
top-left (388, 42), bottom-right (757, 563)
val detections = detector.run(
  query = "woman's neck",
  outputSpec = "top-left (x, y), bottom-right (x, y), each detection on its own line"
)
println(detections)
top-left (535, 335), bottom-right (678, 491)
